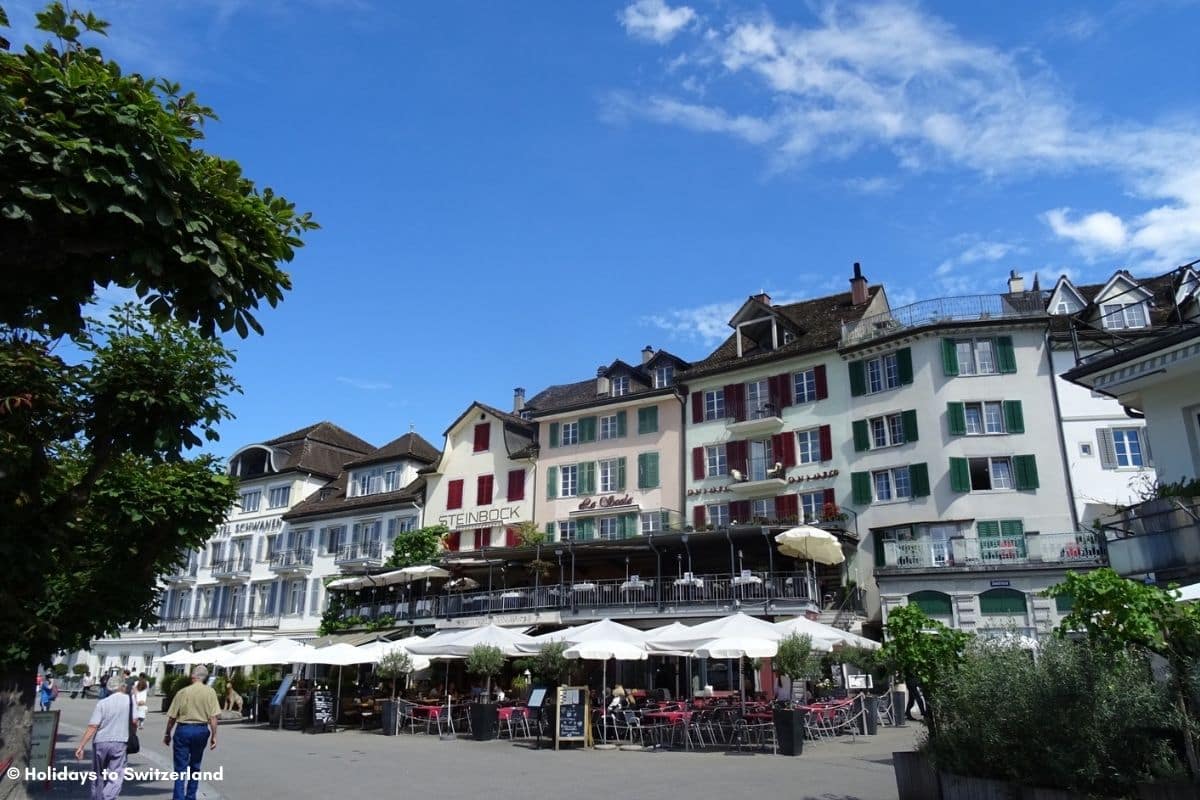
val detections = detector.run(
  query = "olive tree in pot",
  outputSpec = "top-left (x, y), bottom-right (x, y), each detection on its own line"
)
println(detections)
top-left (466, 644), bottom-right (505, 741)
top-left (772, 633), bottom-right (820, 756)
top-left (376, 649), bottom-right (415, 736)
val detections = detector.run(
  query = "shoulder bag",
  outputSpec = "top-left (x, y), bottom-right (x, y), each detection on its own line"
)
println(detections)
top-left (127, 693), bottom-right (141, 754)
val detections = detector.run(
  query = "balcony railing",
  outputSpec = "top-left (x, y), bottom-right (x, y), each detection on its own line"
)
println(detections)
top-left (841, 292), bottom-right (1048, 347)
top-left (157, 612), bottom-right (281, 633)
top-left (1102, 496), bottom-right (1200, 577)
top-left (335, 541), bottom-right (383, 566)
top-left (210, 557), bottom-right (252, 578)
top-left (166, 562), bottom-right (198, 582)
top-left (269, 548), bottom-right (314, 573)
top-left (881, 532), bottom-right (1105, 570)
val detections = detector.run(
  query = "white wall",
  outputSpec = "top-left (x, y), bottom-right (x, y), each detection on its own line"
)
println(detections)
top-left (1141, 372), bottom-right (1200, 484)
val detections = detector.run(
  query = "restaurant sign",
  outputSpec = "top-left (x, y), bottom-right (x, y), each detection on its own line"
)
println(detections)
top-left (438, 505), bottom-right (522, 529)
top-left (577, 495), bottom-right (634, 511)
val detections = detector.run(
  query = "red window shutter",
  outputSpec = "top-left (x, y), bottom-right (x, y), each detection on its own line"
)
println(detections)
top-left (691, 391), bottom-right (704, 424)
top-left (506, 469), bottom-right (525, 502)
top-left (776, 493), bottom-right (798, 521)
top-left (447, 479), bottom-right (464, 510)
top-left (727, 440), bottom-right (748, 475)
top-left (814, 365), bottom-right (828, 400)
top-left (773, 432), bottom-right (796, 468)
top-left (730, 500), bottom-right (751, 523)
top-left (476, 474), bottom-right (494, 506)
top-left (693, 505), bottom-right (706, 529)
top-left (724, 384), bottom-right (745, 422)
top-left (819, 425), bottom-right (833, 462)
top-left (823, 488), bottom-right (836, 509)
top-left (473, 423), bottom-right (490, 452)
top-left (505, 527), bottom-right (520, 548)
top-left (775, 373), bottom-right (793, 408)
top-left (692, 447), bottom-right (706, 480)
top-left (444, 531), bottom-right (460, 551)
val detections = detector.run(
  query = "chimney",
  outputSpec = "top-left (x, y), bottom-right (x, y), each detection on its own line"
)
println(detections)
top-left (752, 292), bottom-right (772, 306)
top-left (595, 366), bottom-right (610, 397)
top-left (641, 345), bottom-right (654, 365)
top-left (512, 387), bottom-right (525, 414)
top-left (1007, 269), bottom-right (1025, 294)
top-left (850, 262), bottom-right (869, 305)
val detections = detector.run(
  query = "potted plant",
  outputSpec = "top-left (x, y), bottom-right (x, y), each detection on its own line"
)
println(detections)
top-left (376, 648), bottom-right (414, 735)
top-left (772, 633), bottom-right (819, 756)
top-left (465, 644), bottom-right (505, 741)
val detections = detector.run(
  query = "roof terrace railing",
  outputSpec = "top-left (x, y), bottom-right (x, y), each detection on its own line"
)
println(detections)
top-left (841, 292), bottom-right (1049, 348)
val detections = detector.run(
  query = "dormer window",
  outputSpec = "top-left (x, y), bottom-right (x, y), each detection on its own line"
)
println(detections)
top-left (349, 466), bottom-right (401, 498)
top-left (653, 365), bottom-right (674, 388)
top-left (611, 375), bottom-right (630, 396)
top-left (1100, 302), bottom-right (1148, 330)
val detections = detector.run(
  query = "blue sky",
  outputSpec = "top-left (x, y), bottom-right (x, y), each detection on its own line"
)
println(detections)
top-left (9, 0), bottom-right (1200, 456)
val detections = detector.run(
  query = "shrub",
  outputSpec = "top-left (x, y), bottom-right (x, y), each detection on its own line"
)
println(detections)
top-left (774, 633), bottom-right (819, 702)
top-left (924, 637), bottom-right (1187, 795)
top-left (72, 664), bottom-right (88, 676)
top-left (466, 644), bottom-right (505, 699)
top-left (159, 671), bottom-right (190, 699)
top-left (51, 663), bottom-right (69, 677)
top-left (376, 649), bottom-right (415, 699)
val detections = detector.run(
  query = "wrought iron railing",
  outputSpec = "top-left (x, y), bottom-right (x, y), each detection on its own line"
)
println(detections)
top-left (841, 292), bottom-right (1048, 347)
top-left (210, 557), bottom-right (253, 577)
top-left (157, 612), bottom-right (280, 633)
top-left (881, 532), bottom-right (1105, 570)
top-left (336, 541), bottom-right (383, 564)
top-left (269, 548), bottom-right (314, 571)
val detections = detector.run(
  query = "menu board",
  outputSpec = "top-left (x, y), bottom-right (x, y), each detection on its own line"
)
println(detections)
top-left (311, 690), bottom-right (335, 731)
top-left (554, 686), bottom-right (589, 750)
top-left (30, 711), bottom-right (59, 774)
top-left (527, 688), bottom-right (547, 709)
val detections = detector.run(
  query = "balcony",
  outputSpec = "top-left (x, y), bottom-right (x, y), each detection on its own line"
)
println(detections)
top-left (1103, 496), bottom-right (1200, 578)
top-left (335, 541), bottom-right (384, 570)
top-left (840, 292), bottom-right (1048, 348)
top-left (165, 563), bottom-right (198, 584)
top-left (157, 612), bottom-right (280, 634)
top-left (210, 556), bottom-right (252, 580)
top-left (879, 531), bottom-right (1105, 572)
top-left (726, 404), bottom-right (784, 437)
top-left (269, 548), bottom-right (314, 575)
top-left (728, 456), bottom-right (788, 498)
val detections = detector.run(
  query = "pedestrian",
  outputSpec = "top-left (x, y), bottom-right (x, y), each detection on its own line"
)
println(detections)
top-left (74, 674), bottom-right (134, 800)
top-left (163, 665), bottom-right (220, 800)
top-left (904, 672), bottom-right (928, 721)
top-left (134, 679), bottom-right (149, 730)
top-left (81, 672), bottom-right (94, 698)
top-left (38, 674), bottom-right (55, 711)
top-left (123, 669), bottom-right (135, 693)
top-left (98, 670), bottom-right (111, 700)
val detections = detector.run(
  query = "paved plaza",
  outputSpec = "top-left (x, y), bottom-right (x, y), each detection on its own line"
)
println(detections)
top-left (39, 696), bottom-right (919, 799)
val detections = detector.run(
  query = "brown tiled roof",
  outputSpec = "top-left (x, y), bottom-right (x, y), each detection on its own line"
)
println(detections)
top-left (260, 421), bottom-right (375, 479)
top-left (524, 349), bottom-right (690, 415)
top-left (283, 475), bottom-right (425, 521)
top-left (681, 287), bottom-right (880, 381)
top-left (1049, 270), bottom-right (1190, 343)
top-left (344, 432), bottom-right (439, 469)
top-left (442, 401), bottom-right (535, 437)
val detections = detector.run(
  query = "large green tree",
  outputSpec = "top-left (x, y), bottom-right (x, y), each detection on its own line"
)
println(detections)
top-left (0, 4), bottom-right (315, 790)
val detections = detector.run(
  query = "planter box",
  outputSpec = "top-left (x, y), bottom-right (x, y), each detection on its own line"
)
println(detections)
top-left (468, 702), bottom-right (499, 741)
top-left (772, 708), bottom-right (804, 756)
top-left (894, 751), bottom-right (940, 800)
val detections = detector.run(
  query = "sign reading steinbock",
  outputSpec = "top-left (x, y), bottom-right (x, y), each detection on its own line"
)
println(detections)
top-left (438, 505), bottom-right (521, 529)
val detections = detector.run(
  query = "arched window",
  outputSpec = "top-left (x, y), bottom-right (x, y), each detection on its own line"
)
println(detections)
top-left (979, 588), bottom-right (1028, 615)
top-left (907, 590), bottom-right (952, 617)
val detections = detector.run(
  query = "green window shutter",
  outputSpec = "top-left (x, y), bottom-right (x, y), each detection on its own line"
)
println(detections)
top-left (977, 520), bottom-right (1001, 538)
top-left (897, 347), bottom-right (914, 385)
top-left (1055, 593), bottom-right (1074, 613)
top-left (546, 466), bottom-right (558, 499)
top-left (617, 457), bottom-right (627, 491)
top-left (902, 409), bottom-right (919, 443)
top-left (638, 452), bottom-right (659, 489)
top-left (637, 406), bottom-right (658, 434)
top-left (909, 463), bottom-right (930, 497)
top-left (580, 416), bottom-right (597, 443)
top-left (873, 532), bottom-right (886, 568)
top-left (851, 471), bottom-right (873, 505)
top-left (624, 514), bottom-right (638, 538)
top-left (848, 361), bottom-right (866, 397)
top-left (980, 589), bottom-right (1027, 615)
top-left (996, 336), bottom-right (1017, 374)
top-left (947, 402), bottom-right (966, 436)
top-left (636, 453), bottom-right (647, 489)
top-left (549, 422), bottom-right (559, 448)
top-left (999, 519), bottom-right (1025, 538)
top-left (581, 462), bottom-right (596, 495)
top-left (941, 339), bottom-right (959, 377)
top-left (616, 411), bottom-right (628, 437)
top-left (545, 522), bottom-right (556, 538)
top-left (578, 518), bottom-right (594, 541)
top-left (852, 419), bottom-right (871, 452)
top-left (1014, 455), bottom-right (1039, 490)
top-left (949, 457), bottom-right (970, 492)
top-left (908, 591), bottom-right (952, 617)
top-left (1003, 400), bottom-right (1024, 434)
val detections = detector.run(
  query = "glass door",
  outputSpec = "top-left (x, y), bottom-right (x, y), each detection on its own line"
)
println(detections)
top-left (929, 525), bottom-right (955, 567)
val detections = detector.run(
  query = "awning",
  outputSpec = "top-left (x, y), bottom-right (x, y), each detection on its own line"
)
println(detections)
top-left (307, 631), bottom-right (390, 648)
top-left (327, 564), bottom-right (450, 591)
top-left (569, 504), bottom-right (641, 519)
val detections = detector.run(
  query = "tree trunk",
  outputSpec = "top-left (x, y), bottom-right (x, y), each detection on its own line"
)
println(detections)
top-left (0, 669), bottom-right (36, 800)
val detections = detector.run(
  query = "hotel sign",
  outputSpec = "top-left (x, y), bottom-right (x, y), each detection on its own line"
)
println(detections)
top-left (687, 469), bottom-right (840, 496)
top-left (438, 611), bottom-right (561, 629)
top-left (438, 505), bottom-right (522, 529)
top-left (217, 516), bottom-right (283, 536)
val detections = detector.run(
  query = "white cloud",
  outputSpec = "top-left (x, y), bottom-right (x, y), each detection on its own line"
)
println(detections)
top-left (336, 376), bottom-right (392, 391)
top-left (620, 0), bottom-right (697, 44)
top-left (936, 241), bottom-right (1017, 276)
top-left (609, 2), bottom-right (1200, 264)
top-left (642, 290), bottom-right (813, 344)
top-left (843, 176), bottom-right (899, 195)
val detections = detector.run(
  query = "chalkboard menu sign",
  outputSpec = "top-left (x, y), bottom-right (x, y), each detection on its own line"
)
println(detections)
top-left (554, 685), bottom-right (590, 750)
top-left (311, 690), bottom-right (335, 732)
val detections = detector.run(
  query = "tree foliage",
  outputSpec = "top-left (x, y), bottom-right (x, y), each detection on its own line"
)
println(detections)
top-left (377, 649), bottom-right (415, 699)
top-left (384, 523), bottom-right (448, 570)
top-left (774, 633), bottom-right (819, 685)
top-left (466, 644), bottom-right (505, 699)
top-left (0, 2), bottom-right (317, 340)
top-left (880, 603), bottom-right (971, 709)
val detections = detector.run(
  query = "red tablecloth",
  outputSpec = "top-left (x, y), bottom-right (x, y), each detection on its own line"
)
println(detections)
top-left (643, 710), bottom-right (691, 725)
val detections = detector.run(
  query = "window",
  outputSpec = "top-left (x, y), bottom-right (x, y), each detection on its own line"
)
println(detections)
top-left (268, 485), bottom-right (290, 509)
top-left (637, 452), bottom-right (659, 489)
top-left (968, 457), bottom-right (1013, 490)
top-left (611, 375), bottom-right (630, 396)
top-left (560, 421), bottom-right (579, 446)
top-left (1079, 442), bottom-right (1093, 457)
top-left (654, 365), bottom-right (674, 388)
top-left (708, 504), bottom-right (730, 528)
top-left (287, 580), bottom-right (305, 616)
top-left (955, 338), bottom-right (997, 375)
top-left (322, 526), bottom-right (344, 555)
top-left (745, 379), bottom-right (770, 415)
top-left (239, 490), bottom-right (261, 513)
top-left (751, 498), bottom-right (775, 519)
top-left (867, 353), bottom-right (901, 394)
top-left (705, 445), bottom-right (727, 476)
top-left (352, 519), bottom-right (383, 544)
top-left (796, 429), bottom-right (822, 465)
top-left (979, 588), bottom-right (1028, 615)
top-left (559, 520), bottom-right (578, 541)
top-left (1112, 428), bottom-right (1145, 467)
top-left (1100, 302), bottom-right (1148, 330)
top-left (964, 401), bottom-right (1005, 435)
top-left (703, 389), bottom-right (725, 421)
top-left (641, 512), bottom-right (663, 533)
top-left (599, 459), bottom-right (620, 493)
top-left (476, 474), bottom-right (494, 505)
top-left (948, 401), bottom-right (1022, 436)
top-left (560, 464), bottom-right (578, 498)
top-left (799, 491), bottom-right (825, 522)
top-left (866, 413), bottom-right (905, 448)
top-left (637, 406), bottom-right (658, 434)
top-left (350, 466), bottom-right (402, 497)
top-left (473, 422), bottom-right (490, 452)
top-left (908, 591), bottom-right (953, 617)
top-left (872, 467), bottom-right (912, 502)
top-left (793, 368), bottom-right (817, 403)
top-left (600, 415), bottom-right (619, 440)
top-left (598, 517), bottom-right (620, 540)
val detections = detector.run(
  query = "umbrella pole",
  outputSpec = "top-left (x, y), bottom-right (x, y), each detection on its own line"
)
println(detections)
top-left (602, 658), bottom-right (608, 744)
top-left (336, 666), bottom-right (343, 731)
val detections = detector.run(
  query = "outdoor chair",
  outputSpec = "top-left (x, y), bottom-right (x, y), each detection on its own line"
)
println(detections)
top-left (620, 710), bottom-right (649, 746)
top-left (877, 691), bottom-right (895, 726)
top-left (395, 700), bottom-right (421, 735)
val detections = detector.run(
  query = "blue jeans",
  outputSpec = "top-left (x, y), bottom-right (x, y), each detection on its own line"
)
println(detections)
top-left (171, 724), bottom-right (209, 800)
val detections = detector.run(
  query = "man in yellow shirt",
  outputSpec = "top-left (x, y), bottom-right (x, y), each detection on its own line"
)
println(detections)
top-left (163, 665), bottom-right (221, 800)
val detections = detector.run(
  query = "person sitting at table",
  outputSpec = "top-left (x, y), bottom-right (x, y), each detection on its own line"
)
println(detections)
top-left (608, 685), bottom-right (627, 712)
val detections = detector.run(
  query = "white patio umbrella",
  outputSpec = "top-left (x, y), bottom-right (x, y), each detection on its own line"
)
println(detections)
top-left (222, 637), bottom-right (316, 667)
top-left (1176, 583), bottom-right (1200, 603)
top-left (158, 639), bottom-right (257, 667)
top-left (354, 640), bottom-right (432, 672)
top-left (407, 623), bottom-right (535, 658)
top-left (772, 616), bottom-right (880, 652)
top-left (552, 620), bottom-right (649, 744)
top-left (775, 526), bottom-right (845, 565)
top-left (300, 643), bottom-right (380, 725)
top-left (650, 613), bottom-right (784, 712)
